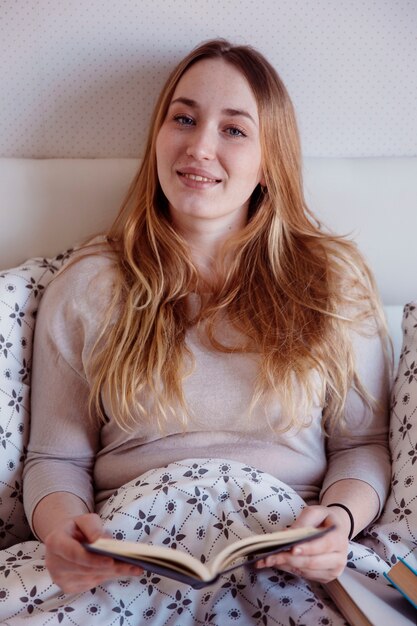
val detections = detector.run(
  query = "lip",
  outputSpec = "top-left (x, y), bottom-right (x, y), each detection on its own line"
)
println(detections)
top-left (176, 167), bottom-right (222, 184)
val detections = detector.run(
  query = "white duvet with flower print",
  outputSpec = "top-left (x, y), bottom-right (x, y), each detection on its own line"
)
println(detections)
top-left (0, 458), bottom-right (390, 626)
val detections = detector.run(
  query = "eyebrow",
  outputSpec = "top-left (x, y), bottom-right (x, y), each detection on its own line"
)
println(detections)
top-left (169, 97), bottom-right (257, 125)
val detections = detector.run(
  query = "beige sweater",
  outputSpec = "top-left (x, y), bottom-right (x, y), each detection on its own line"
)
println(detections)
top-left (23, 253), bottom-right (391, 530)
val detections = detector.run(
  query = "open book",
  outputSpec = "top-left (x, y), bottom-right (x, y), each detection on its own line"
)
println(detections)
top-left (85, 526), bottom-right (330, 588)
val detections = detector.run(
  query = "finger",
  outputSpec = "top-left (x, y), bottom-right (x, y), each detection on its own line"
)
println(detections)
top-left (291, 533), bottom-right (347, 558)
top-left (254, 558), bottom-right (338, 584)
top-left (292, 505), bottom-right (349, 543)
top-left (70, 562), bottom-right (142, 580)
top-left (53, 572), bottom-right (113, 594)
top-left (288, 522), bottom-right (343, 559)
top-left (48, 546), bottom-right (143, 578)
top-left (46, 555), bottom-right (116, 585)
top-left (256, 558), bottom-right (345, 584)
top-left (277, 551), bottom-right (345, 572)
top-left (45, 534), bottom-right (115, 571)
top-left (74, 513), bottom-right (105, 543)
top-left (281, 565), bottom-right (342, 584)
top-left (48, 556), bottom-right (143, 591)
top-left (290, 505), bottom-right (330, 529)
top-left (255, 531), bottom-right (346, 570)
top-left (261, 548), bottom-right (347, 579)
top-left (293, 562), bottom-right (345, 583)
top-left (112, 561), bottom-right (144, 577)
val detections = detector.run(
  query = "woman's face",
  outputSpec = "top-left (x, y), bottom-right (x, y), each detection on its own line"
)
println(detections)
top-left (156, 58), bottom-right (264, 234)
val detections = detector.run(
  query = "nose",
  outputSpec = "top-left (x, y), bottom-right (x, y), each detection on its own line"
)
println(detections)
top-left (185, 124), bottom-right (216, 160)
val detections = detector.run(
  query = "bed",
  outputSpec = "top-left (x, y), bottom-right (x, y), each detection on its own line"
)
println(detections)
top-left (0, 156), bottom-right (416, 624)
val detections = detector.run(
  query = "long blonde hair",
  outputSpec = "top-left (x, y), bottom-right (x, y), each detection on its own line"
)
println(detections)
top-left (88, 39), bottom-right (388, 432)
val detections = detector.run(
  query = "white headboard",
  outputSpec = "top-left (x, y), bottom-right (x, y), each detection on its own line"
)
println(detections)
top-left (1, 157), bottom-right (416, 307)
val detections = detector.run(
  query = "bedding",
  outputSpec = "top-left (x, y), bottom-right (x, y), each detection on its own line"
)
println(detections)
top-left (362, 302), bottom-right (417, 569)
top-left (0, 254), bottom-right (416, 624)
top-left (0, 459), bottom-right (391, 624)
top-left (0, 252), bottom-right (73, 549)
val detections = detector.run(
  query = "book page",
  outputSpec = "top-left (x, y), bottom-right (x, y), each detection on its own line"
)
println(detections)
top-left (209, 526), bottom-right (330, 576)
top-left (87, 526), bottom-right (329, 584)
top-left (87, 538), bottom-right (211, 581)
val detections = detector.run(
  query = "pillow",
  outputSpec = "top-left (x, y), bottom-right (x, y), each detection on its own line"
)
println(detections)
top-left (0, 251), bottom-right (73, 548)
top-left (363, 302), bottom-right (417, 568)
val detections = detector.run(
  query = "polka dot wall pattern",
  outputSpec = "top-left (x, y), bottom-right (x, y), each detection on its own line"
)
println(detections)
top-left (0, 0), bottom-right (416, 158)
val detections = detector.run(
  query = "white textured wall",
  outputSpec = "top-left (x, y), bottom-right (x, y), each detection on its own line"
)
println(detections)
top-left (1, 0), bottom-right (416, 158)
top-left (1, 1), bottom-right (416, 305)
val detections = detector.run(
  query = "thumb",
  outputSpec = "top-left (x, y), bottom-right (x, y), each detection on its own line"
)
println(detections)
top-left (74, 513), bottom-right (104, 543)
top-left (291, 505), bottom-right (330, 529)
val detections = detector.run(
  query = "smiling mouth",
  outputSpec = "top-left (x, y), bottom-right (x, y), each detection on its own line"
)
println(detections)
top-left (179, 172), bottom-right (220, 183)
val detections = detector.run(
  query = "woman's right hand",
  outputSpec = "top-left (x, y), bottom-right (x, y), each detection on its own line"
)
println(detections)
top-left (44, 513), bottom-right (143, 593)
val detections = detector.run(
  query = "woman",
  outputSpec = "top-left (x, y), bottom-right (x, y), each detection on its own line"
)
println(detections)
top-left (11, 39), bottom-right (390, 622)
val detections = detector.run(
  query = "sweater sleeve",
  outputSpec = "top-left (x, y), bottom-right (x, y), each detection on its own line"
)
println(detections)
top-left (23, 256), bottom-right (111, 532)
top-left (320, 322), bottom-right (391, 515)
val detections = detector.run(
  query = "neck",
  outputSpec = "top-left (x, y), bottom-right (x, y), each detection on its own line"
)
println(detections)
top-left (171, 213), bottom-right (247, 283)
top-left (184, 228), bottom-right (238, 286)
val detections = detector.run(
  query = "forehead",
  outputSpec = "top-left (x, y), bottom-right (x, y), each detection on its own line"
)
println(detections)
top-left (171, 58), bottom-right (259, 117)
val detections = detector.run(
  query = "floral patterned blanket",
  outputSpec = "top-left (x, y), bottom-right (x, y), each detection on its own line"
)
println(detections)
top-left (0, 458), bottom-right (392, 626)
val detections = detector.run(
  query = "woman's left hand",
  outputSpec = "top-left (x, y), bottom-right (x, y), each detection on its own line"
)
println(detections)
top-left (255, 505), bottom-right (350, 583)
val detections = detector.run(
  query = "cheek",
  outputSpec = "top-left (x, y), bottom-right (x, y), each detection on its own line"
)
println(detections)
top-left (155, 134), bottom-right (163, 170)
top-left (156, 125), bottom-right (171, 155)
top-left (156, 132), bottom-right (172, 181)
top-left (157, 132), bottom-right (183, 178)
top-left (235, 140), bottom-right (261, 170)
top-left (238, 150), bottom-right (263, 187)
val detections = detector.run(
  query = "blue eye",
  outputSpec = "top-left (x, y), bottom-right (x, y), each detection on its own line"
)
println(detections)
top-left (173, 114), bottom-right (194, 126)
top-left (226, 126), bottom-right (246, 138)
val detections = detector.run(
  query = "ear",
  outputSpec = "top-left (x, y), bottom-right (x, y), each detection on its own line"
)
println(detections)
top-left (258, 170), bottom-right (266, 188)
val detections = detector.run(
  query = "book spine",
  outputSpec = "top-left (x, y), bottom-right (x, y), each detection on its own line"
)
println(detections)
top-left (398, 557), bottom-right (417, 577)
top-left (383, 572), bottom-right (417, 611)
